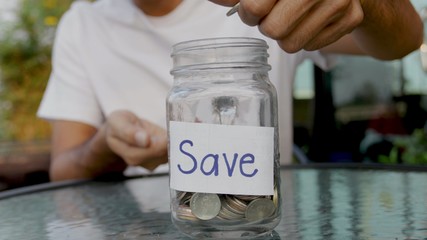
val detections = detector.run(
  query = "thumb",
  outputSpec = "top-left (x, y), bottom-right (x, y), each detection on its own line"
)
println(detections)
top-left (134, 129), bottom-right (151, 148)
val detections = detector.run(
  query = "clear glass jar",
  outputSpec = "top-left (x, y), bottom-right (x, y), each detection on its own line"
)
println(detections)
top-left (166, 37), bottom-right (281, 239)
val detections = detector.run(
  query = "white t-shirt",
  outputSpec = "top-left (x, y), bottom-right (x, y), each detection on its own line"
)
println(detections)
top-left (37, 0), bottom-right (333, 172)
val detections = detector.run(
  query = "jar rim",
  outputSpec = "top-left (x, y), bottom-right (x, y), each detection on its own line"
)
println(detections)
top-left (170, 62), bottom-right (271, 75)
top-left (171, 37), bottom-right (268, 55)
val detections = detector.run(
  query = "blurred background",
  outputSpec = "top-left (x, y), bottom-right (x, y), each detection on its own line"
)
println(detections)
top-left (0, 0), bottom-right (73, 190)
top-left (0, 0), bottom-right (425, 191)
top-left (293, 0), bottom-right (427, 165)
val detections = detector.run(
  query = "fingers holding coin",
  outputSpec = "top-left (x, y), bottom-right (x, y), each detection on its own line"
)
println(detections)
top-left (221, 0), bottom-right (363, 53)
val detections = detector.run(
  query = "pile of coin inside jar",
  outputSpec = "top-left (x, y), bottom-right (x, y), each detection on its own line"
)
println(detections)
top-left (174, 187), bottom-right (279, 222)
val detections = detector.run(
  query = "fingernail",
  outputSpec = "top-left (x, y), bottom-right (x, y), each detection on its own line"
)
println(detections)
top-left (135, 131), bottom-right (148, 147)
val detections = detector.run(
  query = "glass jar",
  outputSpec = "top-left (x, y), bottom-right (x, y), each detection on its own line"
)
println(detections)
top-left (166, 37), bottom-right (281, 239)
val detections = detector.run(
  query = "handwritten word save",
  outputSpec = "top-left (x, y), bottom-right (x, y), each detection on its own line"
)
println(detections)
top-left (177, 139), bottom-right (259, 177)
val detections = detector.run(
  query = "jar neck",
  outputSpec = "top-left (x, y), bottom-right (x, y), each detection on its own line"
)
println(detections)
top-left (171, 37), bottom-right (271, 75)
top-left (173, 69), bottom-right (270, 84)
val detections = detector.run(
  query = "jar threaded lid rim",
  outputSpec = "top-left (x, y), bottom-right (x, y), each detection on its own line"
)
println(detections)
top-left (171, 37), bottom-right (271, 73)
top-left (171, 37), bottom-right (269, 54)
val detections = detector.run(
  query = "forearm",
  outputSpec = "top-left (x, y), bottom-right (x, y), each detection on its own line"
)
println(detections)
top-left (353, 0), bottom-right (423, 60)
top-left (50, 125), bottom-right (126, 181)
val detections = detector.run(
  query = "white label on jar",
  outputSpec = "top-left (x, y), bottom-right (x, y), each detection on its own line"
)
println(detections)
top-left (169, 121), bottom-right (274, 195)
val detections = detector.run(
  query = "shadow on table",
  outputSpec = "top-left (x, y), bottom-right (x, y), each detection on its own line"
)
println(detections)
top-left (0, 140), bottom-right (51, 191)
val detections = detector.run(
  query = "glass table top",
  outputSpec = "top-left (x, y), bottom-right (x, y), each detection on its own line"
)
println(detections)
top-left (1, 164), bottom-right (427, 240)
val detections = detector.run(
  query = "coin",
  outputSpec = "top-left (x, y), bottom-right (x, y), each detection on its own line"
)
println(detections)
top-left (226, 2), bottom-right (240, 16)
top-left (245, 198), bottom-right (276, 222)
top-left (225, 195), bottom-right (247, 214)
top-left (176, 191), bottom-right (187, 202)
top-left (176, 205), bottom-right (198, 221)
top-left (190, 193), bottom-right (221, 220)
top-left (217, 198), bottom-right (245, 220)
top-left (234, 195), bottom-right (262, 202)
top-left (180, 192), bottom-right (193, 206)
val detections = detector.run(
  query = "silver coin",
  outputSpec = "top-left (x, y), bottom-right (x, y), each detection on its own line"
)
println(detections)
top-left (176, 205), bottom-right (198, 221)
top-left (217, 198), bottom-right (245, 220)
top-left (245, 198), bottom-right (276, 222)
top-left (180, 192), bottom-right (193, 206)
top-left (234, 194), bottom-right (261, 202)
top-left (190, 193), bottom-right (221, 220)
top-left (225, 195), bottom-right (248, 214)
top-left (176, 191), bottom-right (187, 201)
top-left (226, 2), bottom-right (240, 16)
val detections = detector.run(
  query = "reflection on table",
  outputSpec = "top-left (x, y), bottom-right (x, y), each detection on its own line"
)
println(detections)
top-left (1, 164), bottom-right (427, 239)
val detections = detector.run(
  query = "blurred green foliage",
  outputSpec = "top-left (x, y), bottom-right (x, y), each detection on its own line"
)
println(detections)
top-left (0, 0), bottom-right (73, 141)
top-left (379, 128), bottom-right (427, 165)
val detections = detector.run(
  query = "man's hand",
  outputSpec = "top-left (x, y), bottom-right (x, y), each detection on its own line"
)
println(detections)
top-left (49, 110), bottom-right (168, 181)
top-left (105, 110), bottom-right (168, 171)
top-left (211, 0), bottom-right (364, 53)
top-left (211, 0), bottom-right (423, 60)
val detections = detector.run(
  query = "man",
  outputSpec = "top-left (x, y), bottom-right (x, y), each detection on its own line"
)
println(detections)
top-left (37, 0), bottom-right (423, 181)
